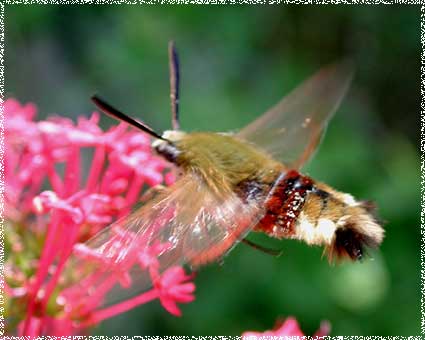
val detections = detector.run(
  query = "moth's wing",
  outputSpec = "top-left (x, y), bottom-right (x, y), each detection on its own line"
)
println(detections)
top-left (63, 175), bottom-right (264, 308)
top-left (237, 62), bottom-right (353, 169)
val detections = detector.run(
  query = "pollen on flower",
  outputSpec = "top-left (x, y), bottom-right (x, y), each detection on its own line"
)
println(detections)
top-left (5, 98), bottom-right (196, 336)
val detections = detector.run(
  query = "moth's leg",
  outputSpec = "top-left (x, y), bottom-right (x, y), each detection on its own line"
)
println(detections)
top-left (196, 238), bottom-right (283, 270)
top-left (241, 238), bottom-right (283, 257)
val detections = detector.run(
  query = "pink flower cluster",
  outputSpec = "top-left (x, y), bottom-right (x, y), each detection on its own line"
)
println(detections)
top-left (5, 98), bottom-right (195, 336)
top-left (242, 317), bottom-right (331, 338)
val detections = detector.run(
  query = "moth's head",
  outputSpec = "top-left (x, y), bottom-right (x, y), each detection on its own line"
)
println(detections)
top-left (152, 130), bottom-right (186, 163)
top-left (91, 41), bottom-right (186, 166)
top-left (326, 203), bottom-right (384, 261)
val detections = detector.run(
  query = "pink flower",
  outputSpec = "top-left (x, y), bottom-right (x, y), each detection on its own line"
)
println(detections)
top-left (242, 317), bottom-right (331, 338)
top-left (153, 266), bottom-right (196, 316)
top-left (78, 265), bottom-right (196, 328)
top-left (5, 98), bottom-right (196, 336)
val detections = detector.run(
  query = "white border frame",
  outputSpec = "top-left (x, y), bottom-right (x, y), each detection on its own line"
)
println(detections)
top-left (1, 3), bottom-right (422, 337)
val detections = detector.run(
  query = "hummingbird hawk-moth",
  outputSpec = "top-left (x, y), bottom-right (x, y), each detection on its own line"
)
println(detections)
top-left (75, 42), bottom-right (384, 306)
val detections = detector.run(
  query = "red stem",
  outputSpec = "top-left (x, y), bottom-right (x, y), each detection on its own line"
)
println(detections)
top-left (124, 172), bottom-right (144, 209)
top-left (40, 220), bottom-right (80, 313)
top-left (22, 213), bottom-right (61, 335)
top-left (64, 147), bottom-right (80, 197)
top-left (86, 145), bottom-right (105, 192)
top-left (79, 289), bottom-right (159, 328)
top-left (47, 164), bottom-right (64, 196)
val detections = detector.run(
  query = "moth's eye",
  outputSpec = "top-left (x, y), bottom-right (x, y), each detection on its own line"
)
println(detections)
top-left (153, 141), bottom-right (181, 163)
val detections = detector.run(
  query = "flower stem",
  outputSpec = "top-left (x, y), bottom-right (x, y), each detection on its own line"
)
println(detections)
top-left (79, 289), bottom-right (159, 327)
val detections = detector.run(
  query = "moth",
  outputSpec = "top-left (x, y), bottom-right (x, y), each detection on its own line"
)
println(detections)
top-left (72, 42), bottom-right (383, 305)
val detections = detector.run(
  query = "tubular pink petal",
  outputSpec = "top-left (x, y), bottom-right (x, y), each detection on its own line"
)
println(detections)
top-left (158, 297), bottom-right (182, 317)
top-left (124, 173), bottom-right (145, 207)
top-left (107, 178), bottom-right (129, 195)
top-left (19, 316), bottom-right (42, 336)
top-left (313, 320), bottom-right (331, 338)
top-left (273, 317), bottom-right (304, 336)
top-left (42, 316), bottom-right (75, 336)
top-left (86, 145), bottom-right (106, 192)
top-left (242, 317), bottom-right (329, 338)
top-left (40, 222), bottom-right (80, 313)
top-left (23, 216), bottom-right (61, 332)
top-left (81, 289), bottom-right (159, 327)
top-left (64, 147), bottom-right (81, 197)
top-left (47, 165), bottom-right (64, 196)
top-left (169, 282), bottom-right (196, 297)
top-left (5, 98), bottom-right (37, 120)
top-left (152, 266), bottom-right (196, 315)
top-left (34, 191), bottom-right (84, 224)
top-left (141, 167), bottom-right (163, 187)
top-left (66, 129), bottom-right (99, 145)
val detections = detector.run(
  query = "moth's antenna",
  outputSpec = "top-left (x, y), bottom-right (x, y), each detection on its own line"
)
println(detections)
top-left (168, 41), bottom-right (180, 130)
top-left (91, 95), bottom-right (168, 141)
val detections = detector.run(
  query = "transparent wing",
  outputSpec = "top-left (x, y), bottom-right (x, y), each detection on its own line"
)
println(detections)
top-left (237, 62), bottom-right (354, 169)
top-left (61, 174), bottom-right (264, 311)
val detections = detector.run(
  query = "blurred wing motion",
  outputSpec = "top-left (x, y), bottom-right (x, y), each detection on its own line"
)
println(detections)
top-left (63, 174), bottom-right (264, 307)
top-left (238, 62), bottom-right (354, 169)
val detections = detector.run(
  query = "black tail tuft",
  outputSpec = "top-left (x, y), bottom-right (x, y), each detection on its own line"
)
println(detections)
top-left (330, 222), bottom-right (381, 261)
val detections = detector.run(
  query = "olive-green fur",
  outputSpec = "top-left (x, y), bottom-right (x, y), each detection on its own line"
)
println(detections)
top-left (174, 132), bottom-right (283, 196)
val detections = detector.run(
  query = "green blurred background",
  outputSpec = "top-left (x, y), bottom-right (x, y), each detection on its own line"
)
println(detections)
top-left (6, 5), bottom-right (420, 336)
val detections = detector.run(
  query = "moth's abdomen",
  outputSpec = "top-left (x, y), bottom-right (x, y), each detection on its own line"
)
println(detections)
top-left (253, 170), bottom-right (312, 237)
top-left (254, 170), bottom-right (384, 261)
